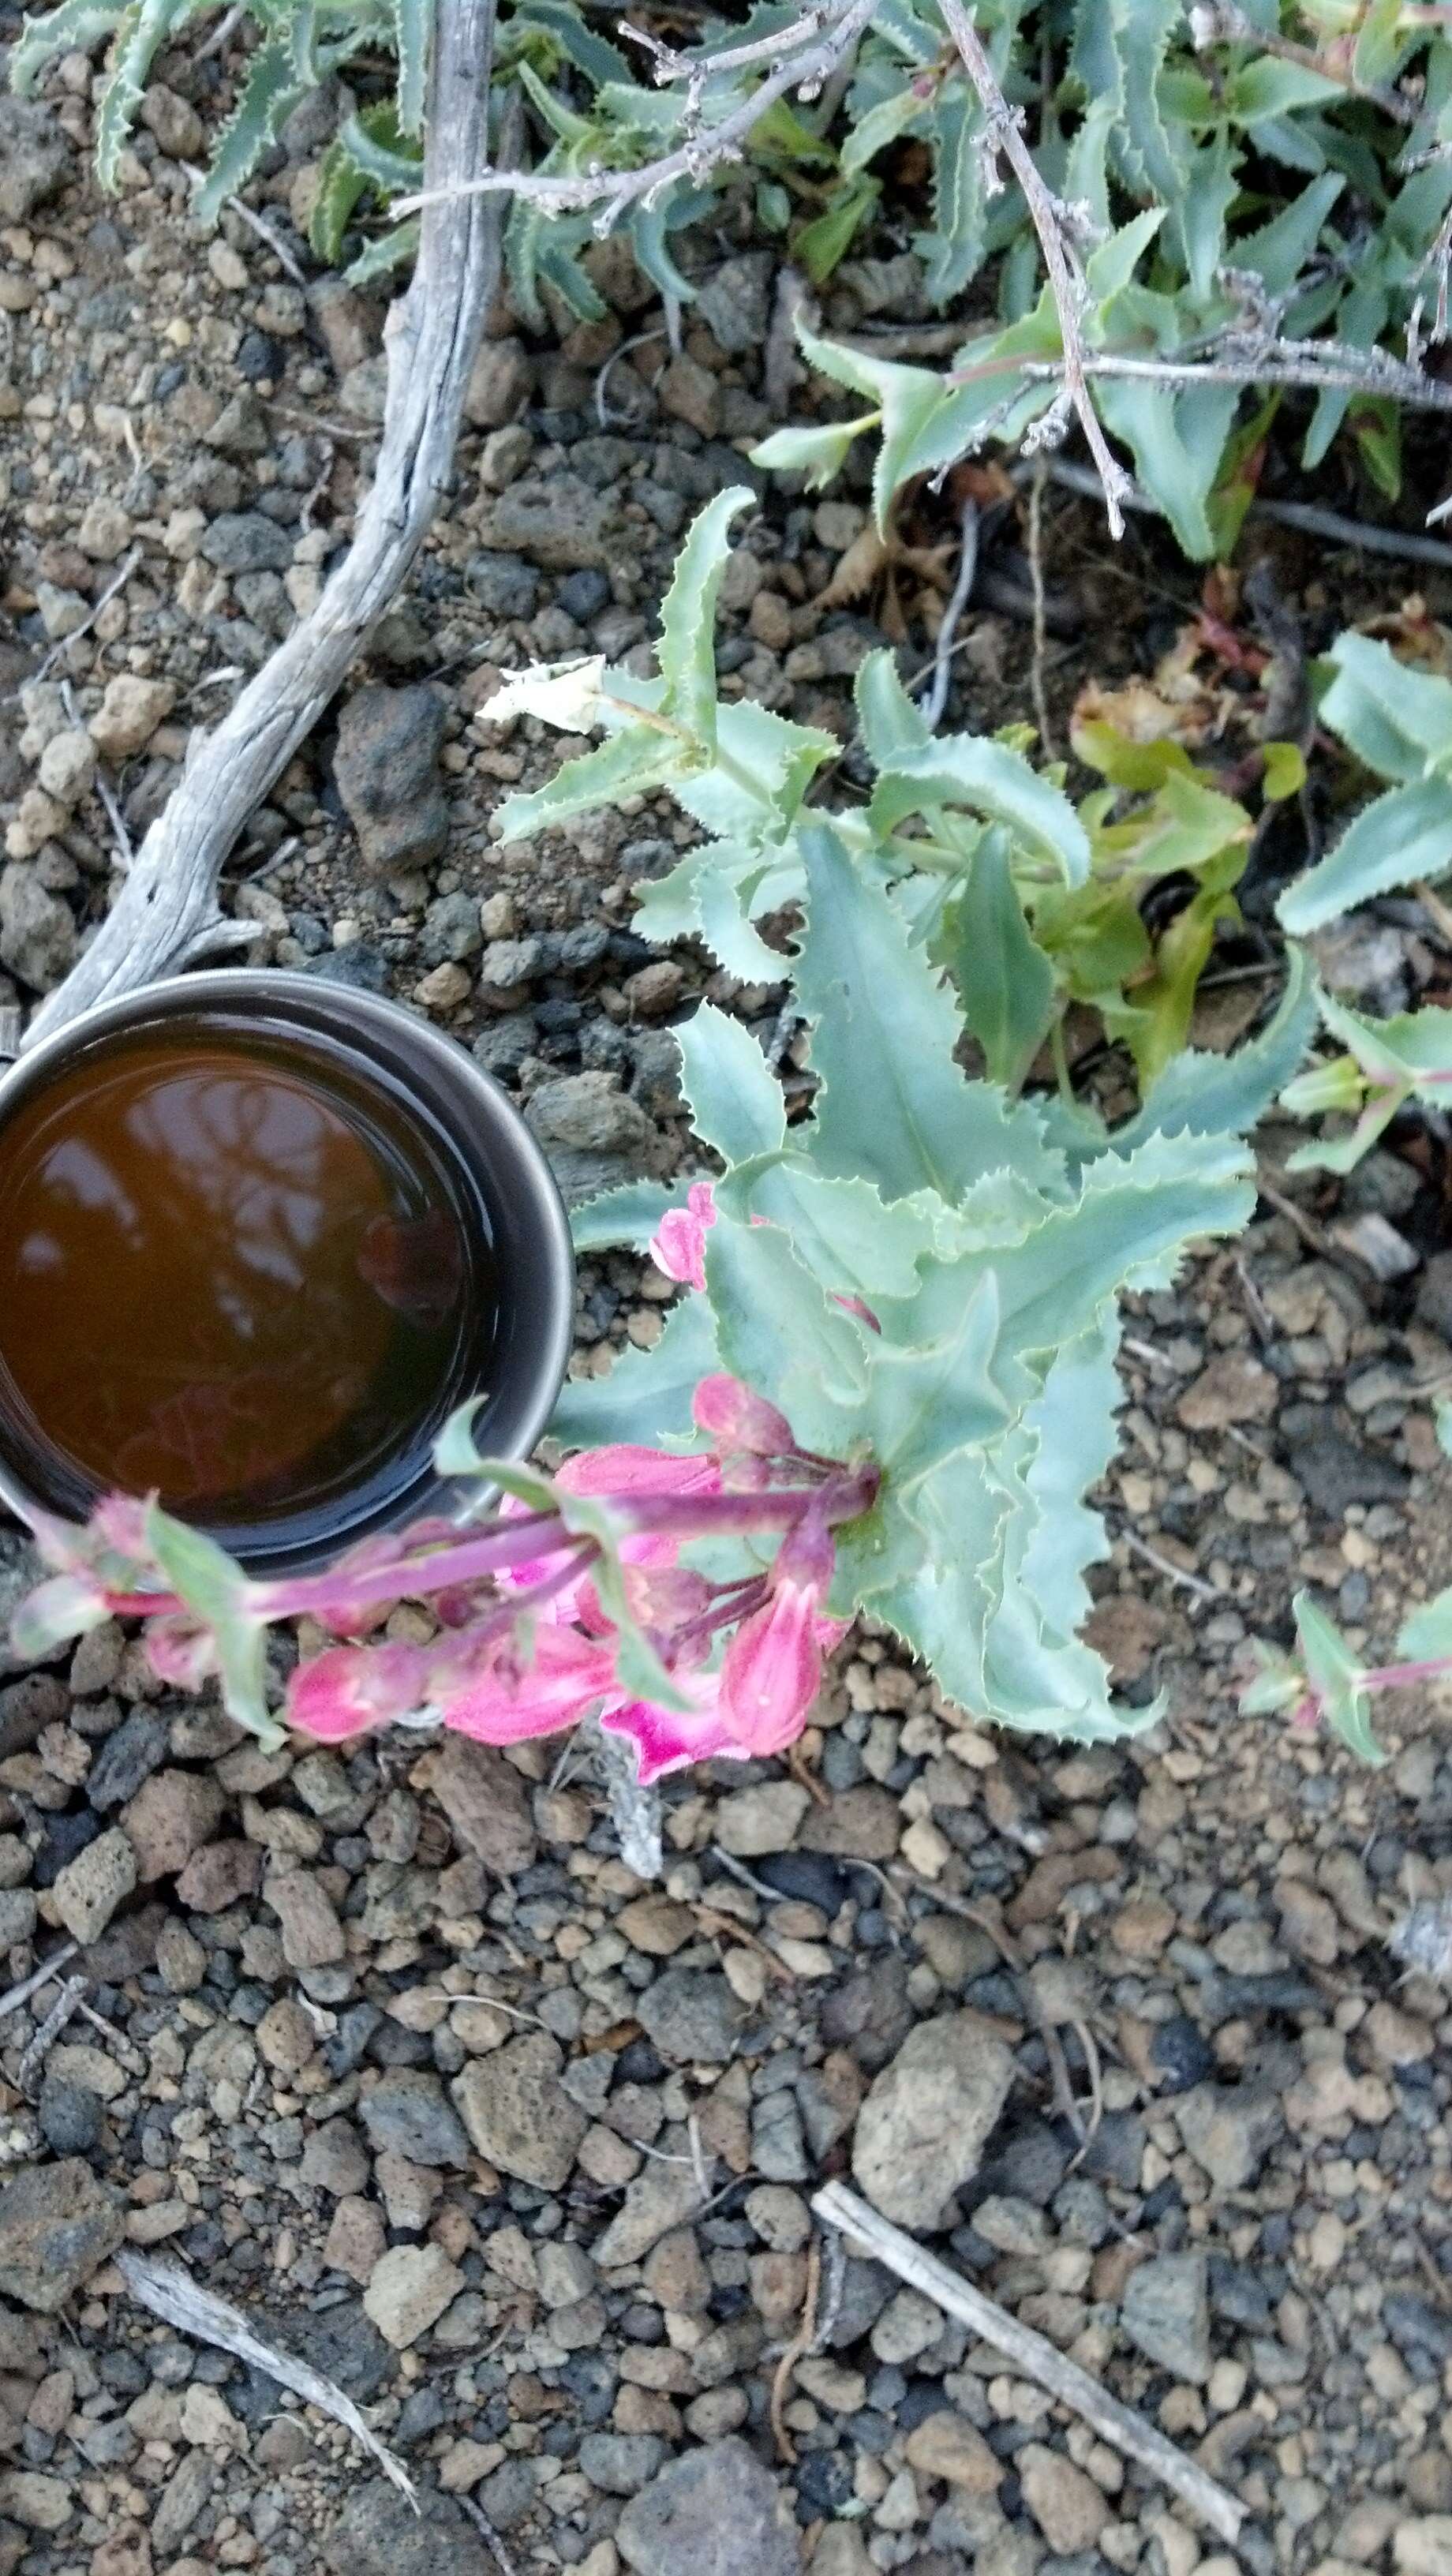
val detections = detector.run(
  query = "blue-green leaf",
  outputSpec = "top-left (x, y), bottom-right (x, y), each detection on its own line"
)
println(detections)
top-left (675, 1003), bottom-right (785, 1166)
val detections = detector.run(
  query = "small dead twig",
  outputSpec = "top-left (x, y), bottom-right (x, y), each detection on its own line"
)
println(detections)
top-left (769, 2236), bottom-right (822, 2466)
top-left (813, 2182), bottom-right (1244, 2544)
top-left (0, 1943), bottom-right (80, 2027)
top-left (1044, 456), bottom-right (1452, 565)
top-left (117, 2248), bottom-right (415, 2499)
top-left (181, 165), bottom-right (308, 284)
top-left (1119, 1527), bottom-right (1225, 1606)
top-left (16, 1977), bottom-right (86, 2092)
top-left (1027, 458), bottom-right (1053, 755)
top-left (918, 498), bottom-right (980, 731)
top-left (457, 2495), bottom-right (521, 2576)
top-left (18, 548), bottom-right (144, 696)
top-left (937, 0), bottom-right (1132, 537)
top-left (395, 0), bottom-right (877, 227)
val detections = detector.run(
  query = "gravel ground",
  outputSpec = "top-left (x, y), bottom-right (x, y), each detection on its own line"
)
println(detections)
top-left (8, 28), bottom-right (1452, 2576)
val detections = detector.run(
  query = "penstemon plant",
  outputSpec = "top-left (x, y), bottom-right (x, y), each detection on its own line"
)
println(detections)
top-left (13, 496), bottom-right (1323, 1768)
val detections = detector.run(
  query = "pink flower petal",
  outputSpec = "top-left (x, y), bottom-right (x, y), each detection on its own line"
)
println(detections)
top-left (691, 1374), bottom-right (795, 1456)
top-left (443, 1627), bottom-right (617, 1745)
top-left (288, 1641), bottom-right (428, 1741)
top-left (649, 1181), bottom-right (717, 1290)
top-left (600, 1677), bottom-right (750, 1784)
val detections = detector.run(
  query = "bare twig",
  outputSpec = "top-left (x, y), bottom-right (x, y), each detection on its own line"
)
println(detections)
top-left (393, 0), bottom-right (877, 227)
top-left (1027, 458), bottom-right (1053, 756)
top-left (1195, 0), bottom-right (1416, 122)
top-left (117, 2248), bottom-right (416, 2498)
top-left (182, 165), bottom-right (308, 285)
top-left (26, 0), bottom-right (503, 1048)
top-left (1119, 1527), bottom-right (1225, 1605)
top-left (812, 2182), bottom-right (1245, 2544)
top-left (936, 0), bottom-right (1132, 537)
top-left (769, 2236), bottom-right (822, 2466)
top-left (1042, 455), bottom-right (1452, 567)
top-left (457, 2496), bottom-right (520, 2576)
top-left (0, 1943), bottom-right (80, 2027)
top-left (15, 1976), bottom-right (85, 2091)
top-left (13, 547), bottom-right (143, 698)
top-left (919, 498), bottom-right (980, 731)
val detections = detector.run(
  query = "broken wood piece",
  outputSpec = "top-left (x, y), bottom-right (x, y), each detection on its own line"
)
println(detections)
top-left (811, 2181), bottom-right (1244, 2545)
top-left (117, 2248), bottom-right (416, 2500)
top-left (26, 0), bottom-right (503, 1049)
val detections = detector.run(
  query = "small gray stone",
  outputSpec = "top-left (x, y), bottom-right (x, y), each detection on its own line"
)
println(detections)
top-left (51, 1827), bottom-right (137, 1944)
top-left (37, 2076), bottom-right (104, 2157)
top-left (852, 2012), bottom-right (1014, 2231)
top-left (333, 683), bottom-right (449, 880)
top-left (486, 475), bottom-right (616, 571)
top-left (1281, 1402), bottom-right (1408, 1516)
top-left (0, 2159), bottom-right (123, 2314)
top-left (637, 1968), bottom-right (741, 2065)
top-left (0, 1893), bottom-right (36, 1952)
top-left (363, 2243), bottom-right (463, 2349)
top-left (697, 254), bottom-right (773, 354)
top-left (451, 2032), bottom-right (587, 2188)
top-left (323, 2479), bottom-right (496, 2576)
top-left (0, 863), bottom-right (77, 993)
top-left (1176, 2082), bottom-right (1285, 2192)
top-left (0, 99), bottom-right (71, 223)
top-left (616, 2438), bottom-right (801, 2576)
top-left (1121, 2249), bottom-right (1211, 2383)
top-left (200, 511), bottom-right (294, 574)
top-left (578, 2432), bottom-right (670, 2495)
top-left (526, 1071), bottom-right (656, 1156)
top-left (359, 2072), bottom-right (471, 2170)
top-left (86, 1709), bottom-right (169, 1809)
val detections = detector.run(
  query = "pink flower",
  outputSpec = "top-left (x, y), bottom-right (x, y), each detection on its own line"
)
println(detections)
top-left (691, 1373), bottom-right (795, 1457)
top-left (718, 1504), bottom-right (835, 1756)
top-left (600, 1673), bottom-right (745, 1784)
top-left (649, 1181), bottom-right (717, 1290)
top-left (498, 1443), bottom-right (722, 1616)
top-left (288, 1640), bottom-right (432, 1740)
top-left (444, 1627), bottom-right (619, 1745)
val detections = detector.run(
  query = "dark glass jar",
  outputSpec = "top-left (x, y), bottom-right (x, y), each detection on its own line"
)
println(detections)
top-left (0, 972), bottom-right (574, 1573)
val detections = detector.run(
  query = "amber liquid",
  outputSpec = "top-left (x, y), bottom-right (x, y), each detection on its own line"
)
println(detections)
top-left (0, 1020), bottom-right (494, 1554)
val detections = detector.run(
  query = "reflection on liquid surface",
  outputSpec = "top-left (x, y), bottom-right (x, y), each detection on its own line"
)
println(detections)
top-left (0, 1031), bottom-right (474, 1521)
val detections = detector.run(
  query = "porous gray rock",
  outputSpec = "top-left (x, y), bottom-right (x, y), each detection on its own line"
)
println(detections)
top-left (333, 683), bottom-right (449, 879)
top-left (0, 2160), bottom-right (124, 2314)
top-left (616, 2437), bottom-right (801, 2575)
top-left (851, 2012), bottom-right (1015, 2230)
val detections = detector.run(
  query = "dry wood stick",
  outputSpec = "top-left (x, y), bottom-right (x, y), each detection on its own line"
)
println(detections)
top-left (26, 0), bottom-right (502, 1050)
top-left (812, 2181), bottom-right (1245, 2545)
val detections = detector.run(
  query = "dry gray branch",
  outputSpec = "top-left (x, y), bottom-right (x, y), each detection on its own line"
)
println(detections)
top-left (813, 2181), bottom-right (1245, 2545)
top-left (935, 0), bottom-right (1132, 537)
top-left (393, 0), bottom-right (877, 227)
top-left (118, 2248), bottom-right (416, 2498)
top-left (26, 0), bottom-right (503, 1050)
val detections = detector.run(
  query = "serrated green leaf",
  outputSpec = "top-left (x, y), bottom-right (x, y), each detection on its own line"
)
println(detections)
top-left (1106, 946), bottom-right (1317, 1157)
top-left (658, 488), bottom-right (754, 747)
top-left (795, 825), bottom-right (1064, 1206)
top-left (497, 724), bottom-right (688, 841)
top-left (193, 32), bottom-right (306, 224)
top-left (345, 218), bottom-right (420, 286)
top-left (392, 0), bottom-right (430, 133)
top-left (1319, 631), bottom-right (1452, 785)
top-left (796, 174), bottom-right (881, 284)
top-left (1277, 777), bottom-right (1452, 934)
top-left (705, 1209), bottom-right (869, 1456)
top-left (945, 837), bottom-right (1055, 1091)
top-left (570, 1178), bottom-right (682, 1254)
top-left (11, 0), bottom-right (122, 95)
top-left (750, 417), bottom-right (876, 491)
top-left (1396, 1585), bottom-right (1452, 1663)
top-left (675, 1003), bottom-right (784, 1165)
top-left (855, 648), bottom-right (931, 768)
top-left (868, 730), bottom-right (1091, 886)
top-left (717, 1155), bottom-right (937, 1300)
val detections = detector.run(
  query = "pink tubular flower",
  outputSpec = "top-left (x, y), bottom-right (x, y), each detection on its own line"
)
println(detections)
top-left (691, 1374), bottom-right (795, 1456)
top-left (649, 1181), bottom-right (717, 1290)
top-left (287, 1640), bottom-right (432, 1741)
top-left (443, 1627), bottom-right (619, 1745)
top-left (718, 1503), bottom-right (836, 1756)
